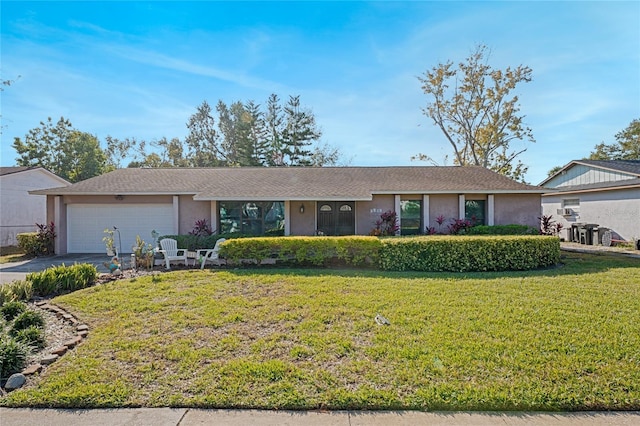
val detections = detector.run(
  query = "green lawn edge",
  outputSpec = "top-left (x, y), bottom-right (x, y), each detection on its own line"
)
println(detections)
top-left (2, 252), bottom-right (639, 410)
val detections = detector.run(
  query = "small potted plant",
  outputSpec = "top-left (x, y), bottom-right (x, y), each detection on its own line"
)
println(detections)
top-left (103, 228), bottom-right (116, 256)
top-left (132, 235), bottom-right (155, 270)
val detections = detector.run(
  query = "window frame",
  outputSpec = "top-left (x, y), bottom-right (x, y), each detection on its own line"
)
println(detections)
top-left (218, 201), bottom-right (284, 235)
top-left (400, 199), bottom-right (422, 235)
top-left (464, 199), bottom-right (486, 225)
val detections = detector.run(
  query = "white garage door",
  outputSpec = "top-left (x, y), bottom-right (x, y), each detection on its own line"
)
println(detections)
top-left (67, 204), bottom-right (174, 253)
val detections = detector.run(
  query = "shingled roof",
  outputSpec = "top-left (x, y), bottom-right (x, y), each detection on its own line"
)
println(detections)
top-left (575, 160), bottom-right (640, 175)
top-left (540, 160), bottom-right (640, 187)
top-left (538, 159), bottom-right (640, 195)
top-left (1, 166), bottom-right (36, 176)
top-left (32, 166), bottom-right (545, 200)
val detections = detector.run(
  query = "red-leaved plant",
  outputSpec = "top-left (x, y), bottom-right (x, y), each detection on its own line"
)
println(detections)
top-left (189, 219), bottom-right (213, 236)
top-left (370, 210), bottom-right (399, 236)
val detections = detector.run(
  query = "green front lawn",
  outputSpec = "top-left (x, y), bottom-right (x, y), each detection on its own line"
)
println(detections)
top-left (2, 252), bottom-right (639, 410)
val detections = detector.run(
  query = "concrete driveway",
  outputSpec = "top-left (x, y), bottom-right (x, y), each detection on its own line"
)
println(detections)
top-left (0, 254), bottom-right (113, 284)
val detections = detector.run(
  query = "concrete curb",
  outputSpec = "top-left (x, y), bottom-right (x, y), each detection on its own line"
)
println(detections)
top-left (1, 408), bottom-right (639, 426)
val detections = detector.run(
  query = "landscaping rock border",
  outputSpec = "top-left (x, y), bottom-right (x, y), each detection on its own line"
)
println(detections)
top-left (1, 301), bottom-right (90, 394)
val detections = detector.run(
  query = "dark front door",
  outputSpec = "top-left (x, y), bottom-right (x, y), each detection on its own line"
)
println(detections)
top-left (317, 202), bottom-right (355, 235)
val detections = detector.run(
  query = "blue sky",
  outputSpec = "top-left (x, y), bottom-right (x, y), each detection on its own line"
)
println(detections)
top-left (1, 1), bottom-right (638, 184)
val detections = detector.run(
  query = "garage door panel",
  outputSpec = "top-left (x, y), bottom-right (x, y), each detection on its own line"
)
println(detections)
top-left (67, 204), bottom-right (174, 253)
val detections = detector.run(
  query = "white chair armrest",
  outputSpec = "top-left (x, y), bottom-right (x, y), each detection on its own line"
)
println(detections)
top-left (196, 249), bottom-right (212, 257)
top-left (197, 249), bottom-right (217, 269)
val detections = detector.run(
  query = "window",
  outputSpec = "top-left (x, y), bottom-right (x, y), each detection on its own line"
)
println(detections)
top-left (465, 200), bottom-right (485, 225)
top-left (219, 201), bottom-right (284, 236)
top-left (563, 199), bottom-right (580, 208)
top-left (400, 200), bottom-right (422, 235)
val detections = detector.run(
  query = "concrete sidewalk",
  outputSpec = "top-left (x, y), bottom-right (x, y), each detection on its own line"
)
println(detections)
top-left (1, 408), bottom-right (639, 426)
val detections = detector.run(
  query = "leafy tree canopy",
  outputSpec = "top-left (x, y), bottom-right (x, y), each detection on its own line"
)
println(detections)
top-left (546, 118), bottom-right (640, 177)
top-left (416, 44), bottom-right (534, 182)
top-left (114, 94), bottom-right (343, 168)
top-left (12, 95), bottom-right (345, 180)
top-left (12, 117), bottom-right (110, 182)
top-left (588, 118), bottom-right (640, 161)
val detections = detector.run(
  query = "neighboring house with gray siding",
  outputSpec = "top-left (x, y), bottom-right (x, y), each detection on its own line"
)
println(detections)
top-left (540, 160), bottom-right (640, 242)
top-left (31, 166), bottom-right (546, 255)
top-left (0, 167), bottom-right (70, 247)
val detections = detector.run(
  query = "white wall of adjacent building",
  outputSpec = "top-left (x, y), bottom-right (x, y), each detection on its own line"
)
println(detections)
top-left (0, 169), bottom-right (69, 247)
top-left (541, 188), bottom-right (640, 242)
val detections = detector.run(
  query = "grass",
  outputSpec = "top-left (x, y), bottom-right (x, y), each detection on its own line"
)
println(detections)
top-left (2, 252), bottom-right (639, 410)
top-left (0, 246), bottom-right (28, 264)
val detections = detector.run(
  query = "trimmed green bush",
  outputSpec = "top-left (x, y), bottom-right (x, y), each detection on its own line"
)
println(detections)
top-left (465, 224), bottom-right (539, 235)
top-left (158, 233), bottom-right (244, 251)
top-left (0, 336), bottom-right (30, 379)
top-left (1, 301), bottom-right (27, 321)
top-left (11, 310), bottom-right (45, 333)
top-left (219, 235), bottom-right (559, 272)
top-left (16, 222), bottom-right (56, 256)
top-left (13, 325), bottom-right (46, 350)
top-left (16, 233), bottom-right (40, 257)
top-left (379, 235), bottom-right (560, 272)
top-left (28, 263), bottom-right (98, 297)
top-left (220, 236), bottom-right (382, 267)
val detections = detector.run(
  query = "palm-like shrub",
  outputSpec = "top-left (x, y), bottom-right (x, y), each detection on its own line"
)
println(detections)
top-left (1, 301), bottom-right (27, 321)
top-left (10, 310), bottom-right (45, 334)
top-left (0, 336), bottom-right (30, 379)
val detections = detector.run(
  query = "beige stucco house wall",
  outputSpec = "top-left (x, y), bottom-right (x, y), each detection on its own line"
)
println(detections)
top-left (494, 194), bottom-right (541, 228)
top-left (33, 166), bottom-right (546, 254)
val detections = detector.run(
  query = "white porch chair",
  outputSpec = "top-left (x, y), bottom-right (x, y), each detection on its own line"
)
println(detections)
top-left (196, 238), bottom-right (226, 269)
top-left (159, 238), bottom-right (188, 269)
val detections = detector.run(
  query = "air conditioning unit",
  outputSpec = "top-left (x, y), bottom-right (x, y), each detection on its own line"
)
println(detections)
top-left (556, 209), bottom-right (564, 215)
top-left (562, 208), bottom-right (572, 216)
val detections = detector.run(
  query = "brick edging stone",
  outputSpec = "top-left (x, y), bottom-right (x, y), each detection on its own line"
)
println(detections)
top-left (2, 301), bottom-right (90, 393)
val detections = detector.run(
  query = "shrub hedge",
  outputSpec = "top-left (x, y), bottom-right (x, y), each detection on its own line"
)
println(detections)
top-left (220, 236), bottom-right (382, 267)
top-left (16, 233), bottom-right (41, 257)
top-left (218, 235), bottom-right (559, 272)
top-left (218, 235), bottom-right (560, 271)
top-left (379, 235), bottom-right (560, 272)
top-left (27, 263), bottom-right (98, 297)
top-left (465, 224), bottom-right (539, 235)
top-left (158, 233), bottom-right (246, 251)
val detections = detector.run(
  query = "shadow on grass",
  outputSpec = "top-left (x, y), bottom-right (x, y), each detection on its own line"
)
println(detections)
top-left (0, 245), bottom-right (29, 263)
top-left (209, 251), bottom-right (639, 281)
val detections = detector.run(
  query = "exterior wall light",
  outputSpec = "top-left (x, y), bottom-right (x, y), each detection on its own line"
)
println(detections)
top-left (299, 204), bottom-right (305, 214)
